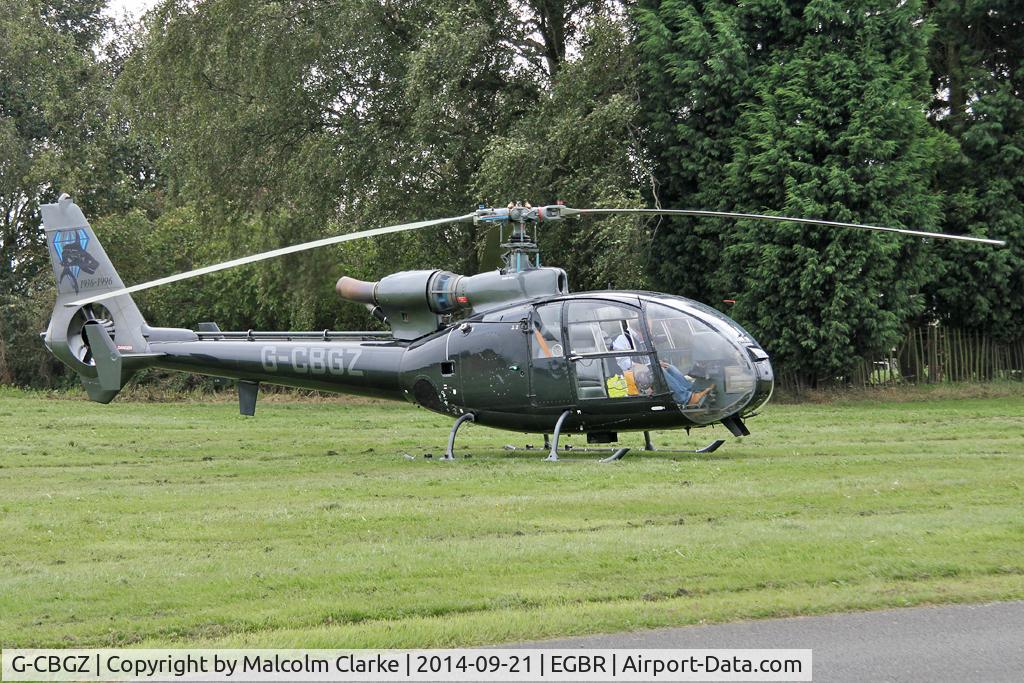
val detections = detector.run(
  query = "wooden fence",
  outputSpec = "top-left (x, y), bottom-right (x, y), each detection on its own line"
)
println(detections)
top-left (850, 326), bottom-right (1024, 387)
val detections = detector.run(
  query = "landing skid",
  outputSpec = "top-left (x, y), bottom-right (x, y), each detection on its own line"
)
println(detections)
top-left (436, 414), bottom-right (726, 463)
top-left (442, 412), bottom-right (475, 460)
top-left (597, 439), bottom-right (726, 462)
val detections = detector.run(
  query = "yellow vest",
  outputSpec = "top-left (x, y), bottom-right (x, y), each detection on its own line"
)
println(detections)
top-left (606, 374), bottom-right (629, 398)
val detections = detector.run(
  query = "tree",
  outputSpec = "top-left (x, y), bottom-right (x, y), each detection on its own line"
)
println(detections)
top-left (0, 0), bottom-right (147, 386)
top-left (924, 0), bottom-right (1024, 341)
top-left (637, 0), bottom-right (951, 386)
top-left (117, 0), bottom-right (534, 332)
top-left (509, 0), bottom-right (614, 80)
top-left (474, 15), bottom-right (649, 290)
top-left (115, 0), bottom-right (639, 334)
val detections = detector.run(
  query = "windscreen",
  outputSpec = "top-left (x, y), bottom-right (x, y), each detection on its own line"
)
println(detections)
top-left (645, 302), bottom-right (757, 423)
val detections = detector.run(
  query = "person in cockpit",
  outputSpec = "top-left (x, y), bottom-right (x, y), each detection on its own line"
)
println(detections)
top-left (659, 360), bottom-right (713, 406)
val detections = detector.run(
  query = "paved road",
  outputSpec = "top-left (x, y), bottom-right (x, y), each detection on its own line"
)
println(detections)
top-left (519, 601), bottom-right (1024, 681)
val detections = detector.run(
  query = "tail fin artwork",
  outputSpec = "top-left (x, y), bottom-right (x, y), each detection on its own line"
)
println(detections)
top-left (41, 194), bottom-right (157, 403)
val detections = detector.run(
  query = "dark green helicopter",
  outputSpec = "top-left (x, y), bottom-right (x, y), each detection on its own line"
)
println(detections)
top-left (40, 196), bottom-right (1004, 461)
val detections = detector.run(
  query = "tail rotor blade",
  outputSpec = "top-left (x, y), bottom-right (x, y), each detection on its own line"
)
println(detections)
top-left (65, 213), bottom-right (476, 308)
top-left (560, 207), bottom-right (1007, 246)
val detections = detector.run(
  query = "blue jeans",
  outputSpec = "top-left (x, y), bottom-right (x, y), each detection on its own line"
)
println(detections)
top-left (662, 364), bottom-right (696, 404)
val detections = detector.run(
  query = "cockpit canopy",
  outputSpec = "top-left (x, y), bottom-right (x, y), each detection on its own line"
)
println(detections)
top-left (529, 294), bottom-right (771, 423)
top-left (644, 300), bottom-right (763, 422)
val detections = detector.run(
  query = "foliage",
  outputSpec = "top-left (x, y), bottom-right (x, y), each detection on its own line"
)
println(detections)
top-left (119, 0), bottom-right (525, 288)
top-left (473, 16), bottom-right (649, 290)
top-left (0, 0), bottom-right (150, 385)
top-left (637, 0), bottom-right (955, 387)
top-left (924, 0), bottom-right (1024, 341)
top-left (1, 1), bottom-right (106, 293)
top-left (1, 0), bottom-right (1023, 391)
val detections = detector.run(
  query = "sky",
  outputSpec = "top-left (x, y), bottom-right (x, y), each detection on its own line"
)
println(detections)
top-left (103, 0), bottom-right (162, 22)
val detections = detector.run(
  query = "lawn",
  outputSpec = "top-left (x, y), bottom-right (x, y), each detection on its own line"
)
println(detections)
top-left (1, 384), bottom-right (1022, 648)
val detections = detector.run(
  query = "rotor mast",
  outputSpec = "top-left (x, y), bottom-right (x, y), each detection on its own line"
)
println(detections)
top-left (503, 202), bottom-right (540, 273)
top-left (475, 201), bottom-right (566, 273)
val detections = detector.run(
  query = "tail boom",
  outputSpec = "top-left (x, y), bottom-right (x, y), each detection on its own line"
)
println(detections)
top-left (145, 334), bottom-right (405, 400)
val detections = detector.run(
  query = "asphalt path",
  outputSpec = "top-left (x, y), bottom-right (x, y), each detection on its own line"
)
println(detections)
top-left (518, 601), bottom-right (1024, 681)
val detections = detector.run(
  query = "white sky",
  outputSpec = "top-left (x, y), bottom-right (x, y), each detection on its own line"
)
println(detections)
top-left (103, 0), bottom-right (162, 22)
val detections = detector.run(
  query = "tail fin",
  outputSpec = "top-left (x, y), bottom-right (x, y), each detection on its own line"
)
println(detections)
top-left (41, 194), bottom-right (153, 403)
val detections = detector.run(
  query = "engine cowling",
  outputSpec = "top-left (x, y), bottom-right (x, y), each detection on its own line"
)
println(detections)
top-left (337, 267), bottom-right (569, 340)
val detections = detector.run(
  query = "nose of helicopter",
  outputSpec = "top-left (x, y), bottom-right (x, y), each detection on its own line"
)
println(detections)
top-left (678, 343), bottom-right (773, 425)
top-left (644, 298), bottom-right (774, 424)
top-left (742, 346), bottom-right (774, 417)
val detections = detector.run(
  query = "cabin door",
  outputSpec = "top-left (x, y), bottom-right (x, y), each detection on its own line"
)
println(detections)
top-left (528, 302), bottom-right (573, 407)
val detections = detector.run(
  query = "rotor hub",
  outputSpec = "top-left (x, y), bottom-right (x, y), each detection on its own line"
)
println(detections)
top-left (475, 201), bottom-right (568, 273)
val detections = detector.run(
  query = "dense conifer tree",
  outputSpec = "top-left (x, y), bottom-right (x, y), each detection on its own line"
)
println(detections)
top-left (637, 0), bottom-right (951, 385)
top-left (924, 0), bottom-right (1024, 341)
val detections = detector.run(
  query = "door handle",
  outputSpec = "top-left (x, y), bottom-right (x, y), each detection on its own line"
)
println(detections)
top-left (569, 355), bottom-right (582, 362)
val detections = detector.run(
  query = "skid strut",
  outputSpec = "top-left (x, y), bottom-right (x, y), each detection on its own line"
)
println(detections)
top-left (599, 447), bottom-right (632, 463)
top-left (443, 413), bottom-right (475, 460)
top-left (546, 410), bottom-right (572, 461)
top-left (692, 439), bottom-right (726, 454)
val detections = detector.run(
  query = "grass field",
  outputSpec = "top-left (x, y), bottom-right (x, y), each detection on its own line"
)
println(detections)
top-left (1, 384), bottom-right (1022, 648)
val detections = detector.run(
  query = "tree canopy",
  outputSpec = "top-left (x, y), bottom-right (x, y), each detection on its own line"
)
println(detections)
top-left (1, 0), bottom-right (1021, 388)
top-left (637, 0), bottom-right (958, 385)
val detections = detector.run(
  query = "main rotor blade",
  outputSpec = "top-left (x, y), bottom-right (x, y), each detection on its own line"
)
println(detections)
top-left (66, 213), bottom-right (476, 307)
top-left (561, 207), bottom-right (1007, 246)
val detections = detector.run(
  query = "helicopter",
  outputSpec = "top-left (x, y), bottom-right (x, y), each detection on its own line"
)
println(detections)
top-left (40, 195), bottom-right (1005, 461)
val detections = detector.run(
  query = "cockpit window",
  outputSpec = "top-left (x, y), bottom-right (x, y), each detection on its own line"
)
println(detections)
top-left (566, 301), bottom-right (641, 324)
top-left (654, 296), bottom-right (756, 342)
top-left (566, 302), bottom-right (646, 355)
top-left (645, 302), bottom-right (757, 423)
top-left (531, 303), bottom-right (564, 359)
top-left (565, 301), bottom-right (657, 400)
